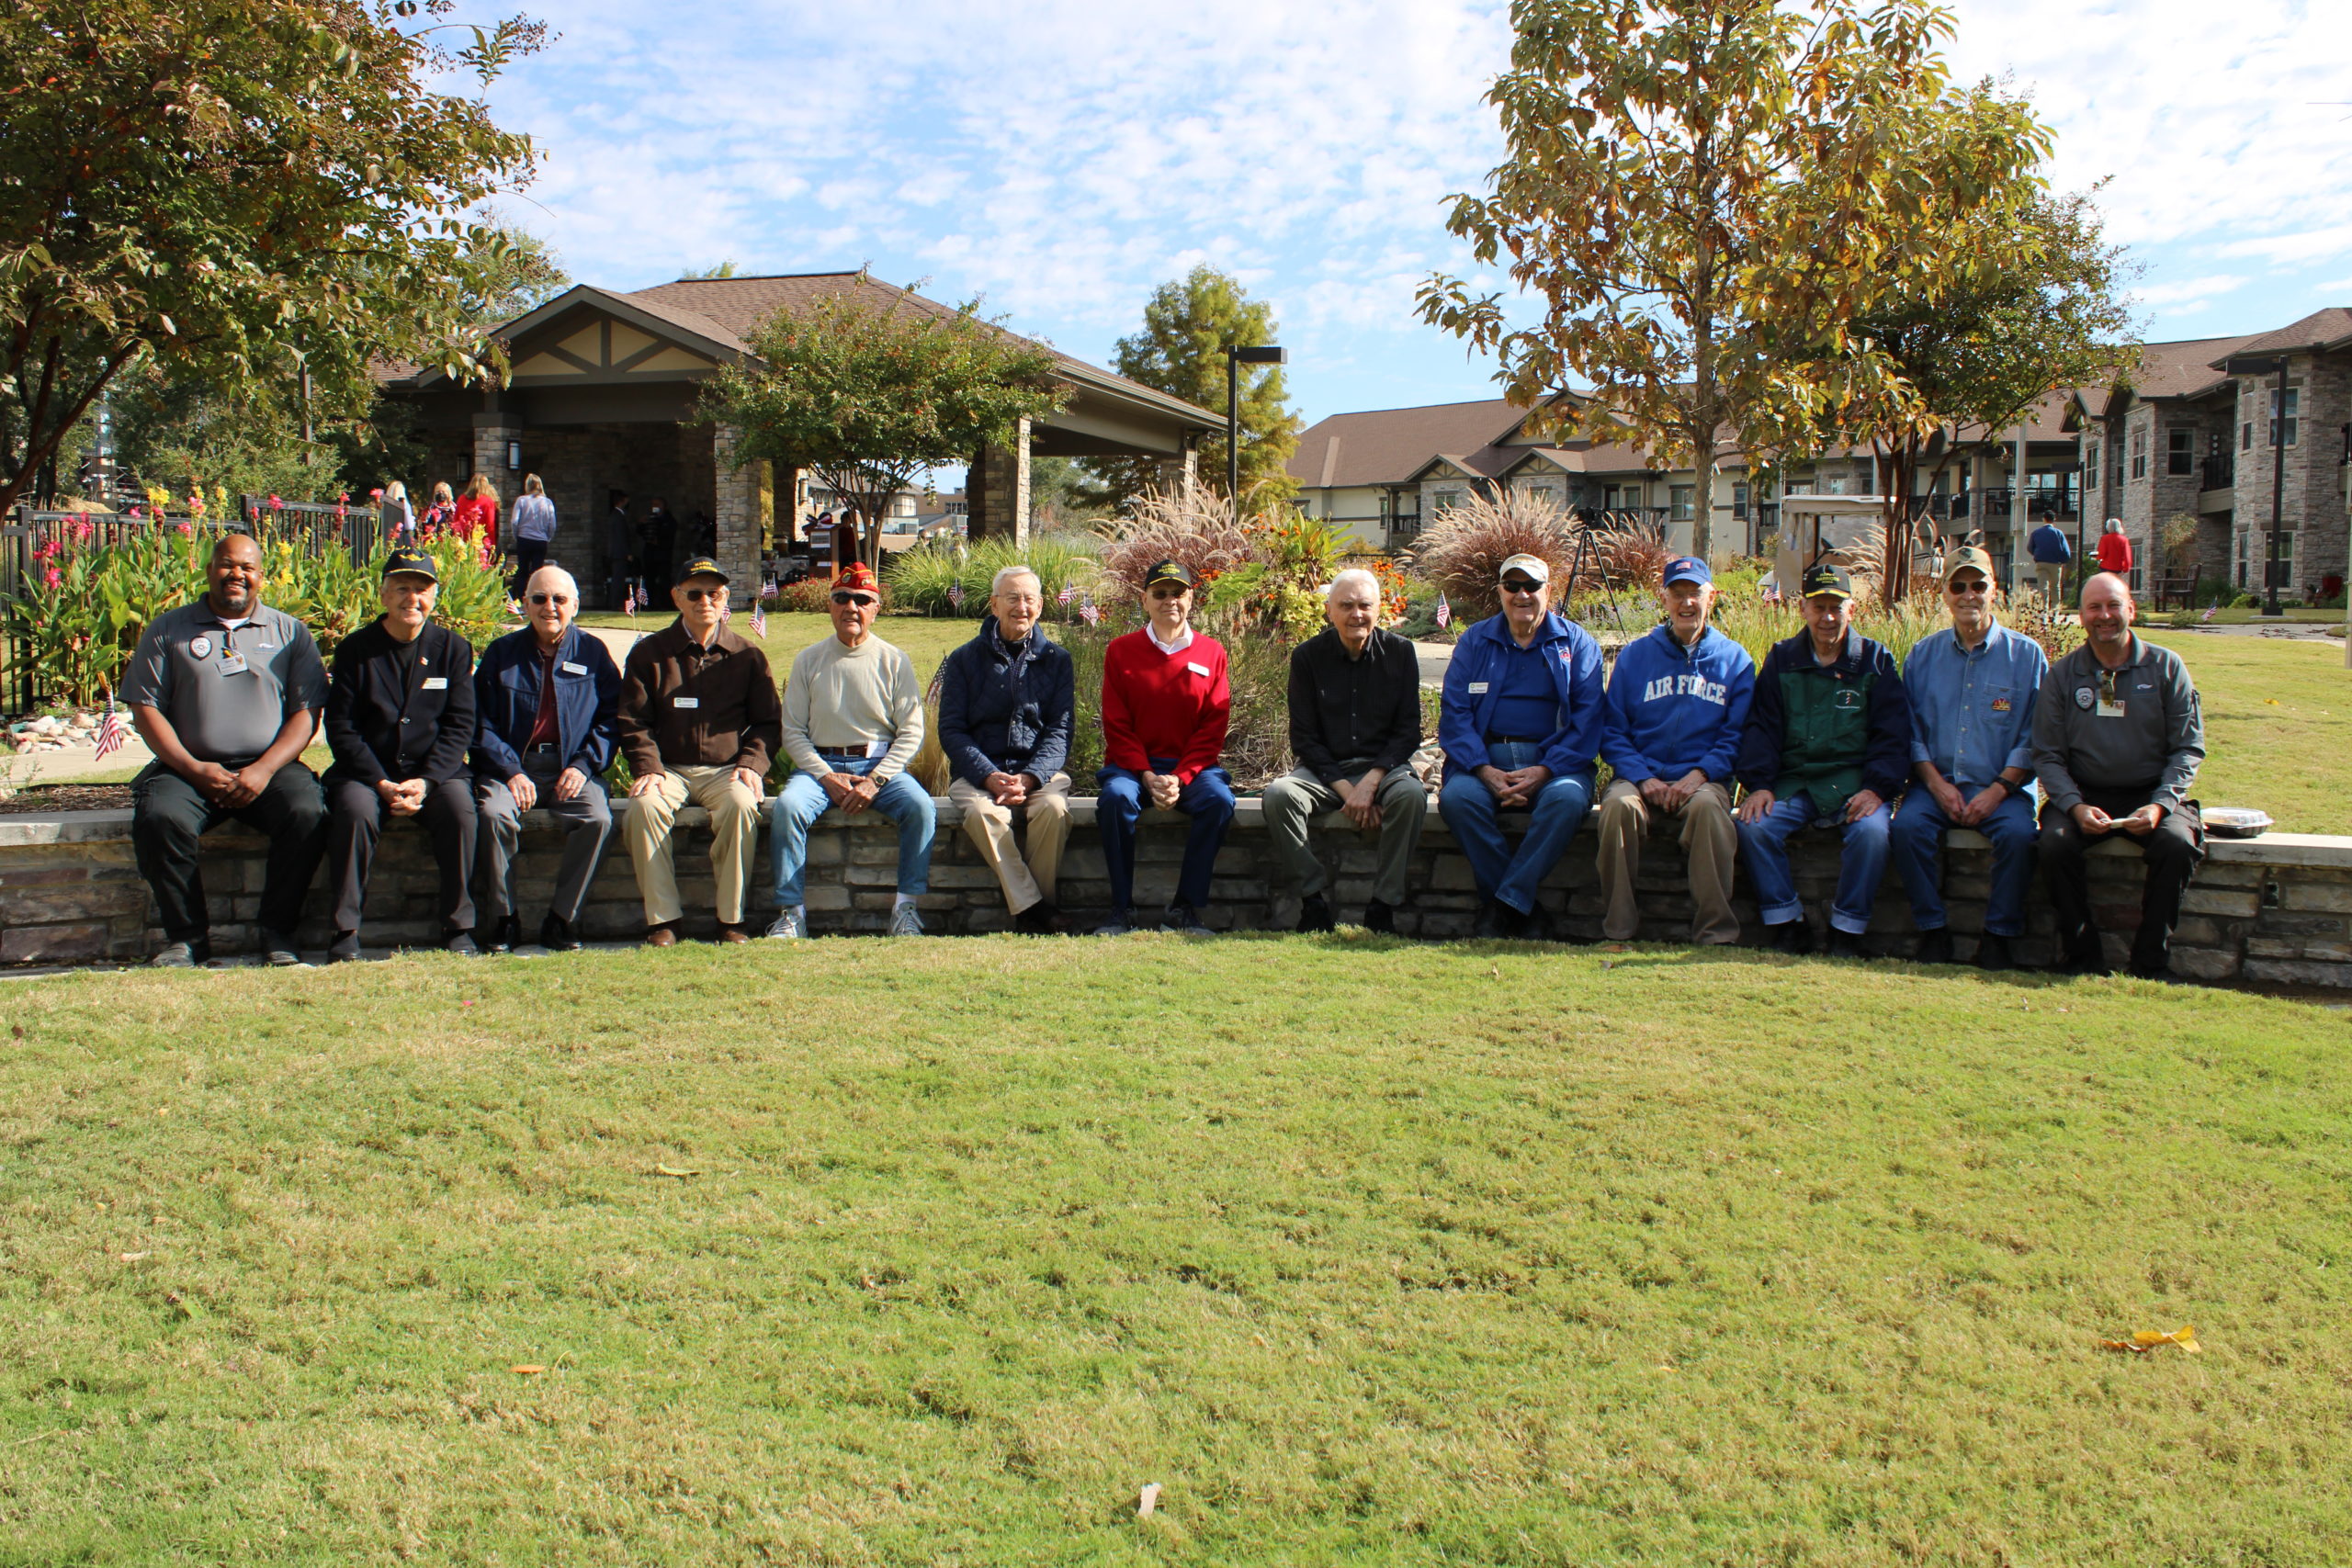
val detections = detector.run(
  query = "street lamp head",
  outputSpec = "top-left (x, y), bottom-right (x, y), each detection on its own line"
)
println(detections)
top-left (1228, 345), bottom-right (1287, 365)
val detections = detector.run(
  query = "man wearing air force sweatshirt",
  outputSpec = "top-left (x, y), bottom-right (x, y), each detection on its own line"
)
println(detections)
top-left (1594, 556), bottom-right (1755, 944)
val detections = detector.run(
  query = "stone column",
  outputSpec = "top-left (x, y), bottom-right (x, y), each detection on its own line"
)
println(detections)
top-left (471, 416), bottom-right (521, 502)
top-left (972, 418), bottom-right (1034, 547)
top-left (711, 424), bottom-right (763, 588)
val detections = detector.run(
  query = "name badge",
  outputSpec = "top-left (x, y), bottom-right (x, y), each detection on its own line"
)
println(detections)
top-left (673, 696), bottom-right (700, 709)
top-left (2095, 671), bottom-right (2126, 719)
top-left (422, 676), bottom-right (448, 691)
top-left (218, 651), bottom-right (250, 676)
top-left (865, 739), bottom-right (890, 760)
top-left (560, 661), bottom-right (588, 675)
top-left (1186, 660), bottom-right (1210, 677)
top-left (1468, 681), bottom-right (1490, 694)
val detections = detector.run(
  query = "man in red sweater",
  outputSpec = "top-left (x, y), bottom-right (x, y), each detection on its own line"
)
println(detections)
top-left (1095, 559), bottom-right (1233, 933)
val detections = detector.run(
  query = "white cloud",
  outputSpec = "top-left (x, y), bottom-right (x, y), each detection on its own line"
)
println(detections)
top-left (2130, 274), bottom-right (2252, 310)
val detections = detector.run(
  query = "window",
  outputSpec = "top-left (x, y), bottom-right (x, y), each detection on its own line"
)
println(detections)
top-left (2269, 388), bottom-right (2300, 447)
top-left (1601, 484), bottom-right (1622, 511)
top-left (2236, 527), bottom-right (2248, 588)
top-left (2167, 429), bottom-right (2195, 476)
top-left (2085, 443), bottom-right (2099, 490)
top-left (1526, 484), bottom-right (1556, 507)
top-left (1732, 481), bottom-right (1750, 518)
top-left (1670, 485), bottom-right (1694, 521)
top-left (2242, 421), bottom-right (2254, 452)
top-left (1433, 488), bottom-right (1464, 515)
top-left (2130, 427), bottom-right (2147, 479)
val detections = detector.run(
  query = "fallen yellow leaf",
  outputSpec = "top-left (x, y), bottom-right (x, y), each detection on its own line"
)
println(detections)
top-left (2100, 1325), bottom-right (2199, 1355)
top-left (511, 1364), bottom-right (546, 1375)
top-left (119, 1250), bottom-right (150, 1262)
top-left (654, 1164), bottom-right (700, 1178)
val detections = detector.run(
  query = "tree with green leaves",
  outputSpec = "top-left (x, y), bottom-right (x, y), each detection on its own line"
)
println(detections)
top-left (1418, 0), bottom-right (2050, 559)
top-left (1082, 265), bottom-right (1301, 512)
top-left (1824, 174), bottom-right (2136, 602)
top-left (0, 0), bottom-right (545, 513)
top-left (706, 284), bottom-right (1069, 570)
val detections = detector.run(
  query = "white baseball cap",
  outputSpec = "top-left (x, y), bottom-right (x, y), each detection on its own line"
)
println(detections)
top-left (1498, 553), bottom-right (1551, 585)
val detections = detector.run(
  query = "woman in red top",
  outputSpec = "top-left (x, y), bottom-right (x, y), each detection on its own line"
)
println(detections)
top-left (1095, 558), bottom-right (1233, 934)
top-left (2095, 518), bottom-right (2132, 576)
top-left (452, 473), bottom-right (501, 558)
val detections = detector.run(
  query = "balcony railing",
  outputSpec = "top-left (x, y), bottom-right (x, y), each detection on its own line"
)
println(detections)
top-left (2201, 455), bottom-right (2234, 491)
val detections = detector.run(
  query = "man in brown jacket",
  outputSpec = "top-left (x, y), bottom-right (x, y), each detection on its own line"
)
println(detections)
top-left (617, 557), bottom-right (783, 944)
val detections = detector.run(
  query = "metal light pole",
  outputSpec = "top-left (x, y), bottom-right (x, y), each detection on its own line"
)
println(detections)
top-left (2266, 359), bottom-right (2289, 616)
top-left (1226, 344), bottom-right (1286, 507)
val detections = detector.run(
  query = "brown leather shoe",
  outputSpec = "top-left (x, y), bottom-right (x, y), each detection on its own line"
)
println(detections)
top-left (643, 925), bottom-right (680, 948)
top-left (716, 924), bottom-right (751, 943)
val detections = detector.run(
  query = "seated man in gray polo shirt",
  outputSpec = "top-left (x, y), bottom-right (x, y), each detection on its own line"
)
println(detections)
top-left (125, 532), bottom-right (331, 966)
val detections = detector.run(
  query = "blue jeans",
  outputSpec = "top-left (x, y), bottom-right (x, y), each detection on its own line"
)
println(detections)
top-left (1736, 792), bottom-right (1893, 934)
top-left (1097, 760), bottom-right (1235, 913)
top-left (1892, 786), bottom-right (2038, 938)
top-left (1436, 741), bottom-right (1595, 915)
top-left (771, 756), bottom-right (935, 905)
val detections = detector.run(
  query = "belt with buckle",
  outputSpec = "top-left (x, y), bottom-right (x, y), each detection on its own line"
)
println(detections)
top-left (1485, 733), bottom-right (1544, 745)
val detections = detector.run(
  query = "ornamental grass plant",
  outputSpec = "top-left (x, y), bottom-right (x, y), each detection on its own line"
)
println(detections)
top-left (881, 536), bottom-right (1103, 617)
top-left (1404, 489), bottom-right (1581, 620)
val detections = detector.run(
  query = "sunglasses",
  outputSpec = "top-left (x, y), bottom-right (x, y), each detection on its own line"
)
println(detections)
top-left (526, 592), bottom-right (573, 606)
top-left (831, 592), bottom-right (877, 607)
top-left (681, 587), bottom-right (725, 603)
top-left (1148, 584), bottom-right (1190, 599)
top-left (1501, 579), bottom-right (1543, 594)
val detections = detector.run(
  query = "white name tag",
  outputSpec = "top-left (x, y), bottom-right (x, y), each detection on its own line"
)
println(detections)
top-left (673, 696), bottom-right (699, 709)
top-left (422, 677), bottom-right (448, 690)
top-left (1186, 660), bottom-right (1210, 677)
top-left (560, 661), bottom-right (588, 675)
top-left (218, 651), bottom-right (249, 677)
top-left (865, 739), bottom-right (890, 760)
top-left (1468, 681), bottom-right (1490, 694)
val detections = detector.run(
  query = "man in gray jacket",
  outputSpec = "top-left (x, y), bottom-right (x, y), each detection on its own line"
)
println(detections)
top-left (2031, 572), bottom-right (2206, 978)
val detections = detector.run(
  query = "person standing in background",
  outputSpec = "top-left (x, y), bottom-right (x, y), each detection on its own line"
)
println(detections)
top-left (638, 496), bottom-right (677, 596)
top-left (378, 481), bottom-right (415, 546)
top-left (2096, 518), bottom-right (2132, 578)
top-left (508, 474), bottom-right (556, 599)
top-left (422, 481), bottom-right (456, 534)
top-left (605, 490), bottom-right (635, 608)
top-left (453, 474), bottom-right (501, 559)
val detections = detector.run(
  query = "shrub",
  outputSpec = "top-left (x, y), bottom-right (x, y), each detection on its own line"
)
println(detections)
top-left (1097, 487), bottom-right (1260, 599)
top-left (1406, 490), bottom-right (1579, 620)
top-left (775, 579), bottom-right (836, 614)
top-left (882, 536), bottom-right (1102, 617)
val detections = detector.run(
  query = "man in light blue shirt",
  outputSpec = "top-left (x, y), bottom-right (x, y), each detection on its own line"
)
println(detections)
top-left (1892, 546), bottom-right (2048, 970)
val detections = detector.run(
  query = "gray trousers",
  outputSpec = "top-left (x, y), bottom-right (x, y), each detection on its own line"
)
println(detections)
top-left (1261, 761), bottom-right (1429, 908)
top-left (475, 750), bottom-right (615, 924)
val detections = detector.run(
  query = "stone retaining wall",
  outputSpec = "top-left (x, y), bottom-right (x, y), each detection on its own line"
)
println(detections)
top-left (1, 798), bottom-right (2346, 987)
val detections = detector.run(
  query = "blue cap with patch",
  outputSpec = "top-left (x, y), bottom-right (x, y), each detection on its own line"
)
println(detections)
top-left (1662, 555), bottom-right (1711, 587)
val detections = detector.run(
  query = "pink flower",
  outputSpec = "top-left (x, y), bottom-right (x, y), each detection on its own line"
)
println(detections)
top-left (74, 520), bottom-right (92, 543)
top-left (42, 566), bottom-right (61, 589)
top-left (267, 495), bottom-right (283, 511)
top-left (128, 505), bottom-right (144, 519)
top-left (175, 521), bottom-right (194, 536)
top-left (369, 488), bottom-right (385, 500)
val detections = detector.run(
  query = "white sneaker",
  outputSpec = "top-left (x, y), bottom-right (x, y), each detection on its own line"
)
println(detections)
top-left (888, 903), bottom-right (925, 938)
top-left (764, 908), bottom-right (805, 940)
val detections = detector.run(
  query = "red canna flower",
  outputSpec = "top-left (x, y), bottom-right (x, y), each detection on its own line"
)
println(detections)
top-left (42, 566), bottom-right (62, 588)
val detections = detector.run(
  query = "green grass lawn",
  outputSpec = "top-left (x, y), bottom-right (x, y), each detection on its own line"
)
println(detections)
top-left (2143, 631), bottom-right (2352, 834)
top-left (4, 940), bottom-right (2348, 1564)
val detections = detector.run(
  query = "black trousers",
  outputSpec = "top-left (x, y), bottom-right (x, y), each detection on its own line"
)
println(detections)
top-left (509, 537), bottom-right (548, 599)
top-left (327, 775), bottom-right (479, 934)
top-left (131, 762), bottom-right (329, 943)
top-left (2038, 785), bottom-right (2205, 974)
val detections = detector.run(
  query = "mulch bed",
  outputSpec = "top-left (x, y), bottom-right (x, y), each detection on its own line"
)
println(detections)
top-left (0, 784), bottom-right (134, 814)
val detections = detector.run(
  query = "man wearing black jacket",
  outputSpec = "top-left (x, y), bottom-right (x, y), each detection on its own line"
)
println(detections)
top-left (1264, 569), bottom-right (1426, 933)
top-left (322, 549), bottom-right (481, 960)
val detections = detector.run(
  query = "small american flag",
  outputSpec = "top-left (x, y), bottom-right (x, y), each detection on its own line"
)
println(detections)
top-left (751, 604), bottom-right (767, 638)
top-left (948, 581), bottom-right (966, 611)
top-left (1057, 582), bottom-right (1077, 606)
top-left (623, 583), bottom-right (638, 618)
top-left (1436, 592), bottom-right (1452, 628)
top-left (1079, 594), bottom-right (1101, 627)
top-left (93, 700), bottom-right (128, 762)
top-left (2199, 606), bottom-right (2216, 624)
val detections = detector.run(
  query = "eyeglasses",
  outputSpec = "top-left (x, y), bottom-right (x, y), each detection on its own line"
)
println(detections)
top-left (1500, 579), bottom-right (1543, 595)
top-left (1946, 579), bottom-right (1989, 596)
top-left (682, 587), bottom-right (725, 603)
top-left (831, 592), bottom-right (877, 607)
top-left (526, 592), bottom-right (573, 606)
top-left (1148, 585), bottom-right (1189, 599)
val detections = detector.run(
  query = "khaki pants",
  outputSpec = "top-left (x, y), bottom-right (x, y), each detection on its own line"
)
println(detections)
top-left (1594, 777), bottom-right (1738, 943)
top-left (948, 773), bottom-right (1072, 914)
top-left (622, 763), bottom-right (765, 927)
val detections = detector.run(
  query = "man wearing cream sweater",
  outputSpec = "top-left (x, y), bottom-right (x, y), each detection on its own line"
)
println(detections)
top-left (768, 562), bottom-right (935, 938)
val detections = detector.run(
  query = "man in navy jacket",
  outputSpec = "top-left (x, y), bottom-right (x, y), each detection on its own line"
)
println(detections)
top-left (322, 549), bottom-right (480, 960)
top-left (471, 565), bottom-right (622, 952)
top-left (1595, 556), bottom-right (1756, 944)
top-left (936, 566), bottom-right (1075, 934)
top-left (1437, 553), bottom-right (1604, 940)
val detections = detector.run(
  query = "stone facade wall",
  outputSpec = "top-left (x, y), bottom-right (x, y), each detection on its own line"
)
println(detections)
top-left (2231, 353), bottom-right (2351, 599)
top-left (709, 424), bottom-right (763, 588)
top-left (3, 801), bottom-right (2346, 988)
top-left (969, 419), bottom-right (1032, 546)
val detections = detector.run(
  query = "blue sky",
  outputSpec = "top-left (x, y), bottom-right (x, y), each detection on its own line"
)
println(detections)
top-left (481, 0), bottom-right (2351, 428)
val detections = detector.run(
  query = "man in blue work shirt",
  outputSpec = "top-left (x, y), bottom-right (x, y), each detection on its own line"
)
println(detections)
top-left (1892, 547), bottom-right (2047, 970)
top-left (1594, 555), bottom-right (1754, 944)
top-left (1438, 553), bottom-right (1603, 941)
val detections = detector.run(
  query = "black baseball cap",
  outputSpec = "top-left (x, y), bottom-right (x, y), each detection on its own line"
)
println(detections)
top-left (1799, 563), bottom-right (1854, 601)
top-left (675, 556), bottom-right (729, 584)
top-left (382, 548), bottom-right (438, 582)
top-left (1144, 559), bottom-right (1196, 589)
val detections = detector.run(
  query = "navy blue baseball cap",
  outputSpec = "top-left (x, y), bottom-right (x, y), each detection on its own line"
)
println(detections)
top-left (1661, 555), bottom-right (1712, 587)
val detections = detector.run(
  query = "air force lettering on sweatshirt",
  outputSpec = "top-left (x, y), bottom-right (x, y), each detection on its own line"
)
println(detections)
top-left (1640, 670), bottom-right (1733, 705)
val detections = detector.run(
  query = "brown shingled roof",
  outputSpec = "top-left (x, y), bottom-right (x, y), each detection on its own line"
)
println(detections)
top-left (1285, 397), bottom-right (1537, 489)
top-left (2118, 333), bottom-right (2263, 400)
top-left (2220, 307), bottom-right (2352, 362)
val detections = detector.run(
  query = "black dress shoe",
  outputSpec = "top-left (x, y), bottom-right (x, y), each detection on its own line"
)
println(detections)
top-left (1974, 933), bottom-right (2018, 971)
top-left (442, 930), bottom-right (481, 957)
top-left (1770, 919), bottom-right (1814, 956)
top-left (1363, 898), bottom-right (1398, 935)
top-left (1013, 900), bottom-right (1062, 935)
top-left (1518, 903), bottom-right (1555, 942)
top-left (1826, 930), bottom-right (1866, 960)
top-left (486, 915), bottom-right (520, 954)
top-left (1913, 929), bottom-right (1955, 965)
top-left (1296, 893), bottom-right (1335, 933)
top-left (326, 930), bottom-right (362, 964)
top-left (538, 912), bottom-right (582, 952)
top-left (1160, 902), bottom-right (1210, 935)
top-left (2060, 940), bottom-right (2111, 977)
